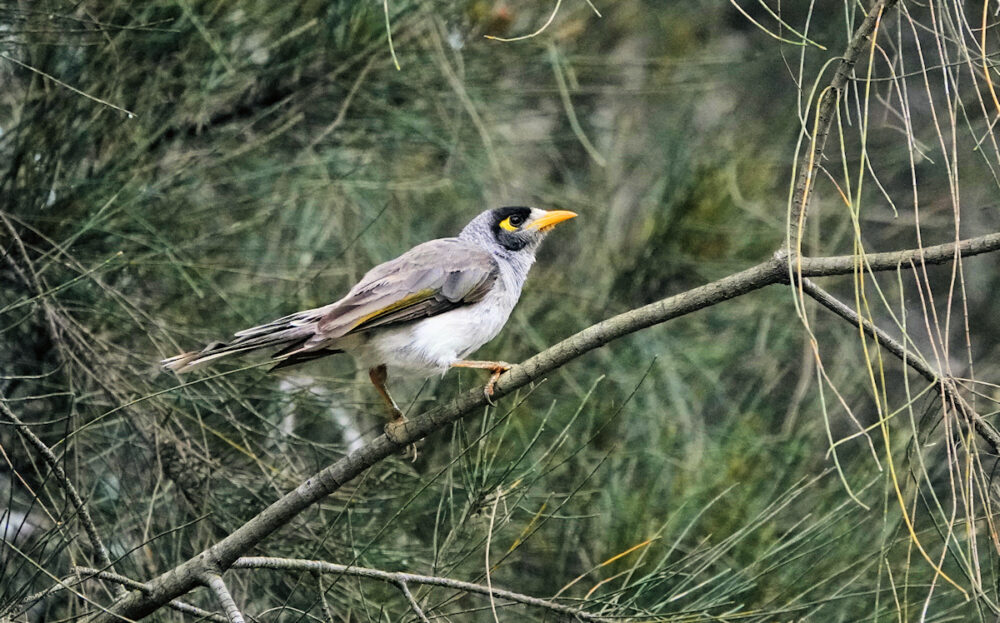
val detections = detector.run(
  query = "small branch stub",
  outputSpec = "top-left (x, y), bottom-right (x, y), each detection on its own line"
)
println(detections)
top-left (203, 573), bottom-right (246, 623)
top-left (397, 580), bottom-right (431, 623)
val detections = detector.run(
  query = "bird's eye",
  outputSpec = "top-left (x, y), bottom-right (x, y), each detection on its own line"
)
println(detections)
top-left (500, 214), bottom-right (526, 231)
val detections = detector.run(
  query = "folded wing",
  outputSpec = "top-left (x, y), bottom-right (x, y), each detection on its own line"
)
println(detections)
top-left (316, 237), bottom-right (499, 340)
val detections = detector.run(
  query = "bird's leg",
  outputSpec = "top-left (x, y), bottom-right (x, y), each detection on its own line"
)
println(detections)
top-left (371, 365), bottom-right (414, 455)
top-left (451, 360), bottom-right (513, 399)
top-left (369, 365), bottom-right (404, 422)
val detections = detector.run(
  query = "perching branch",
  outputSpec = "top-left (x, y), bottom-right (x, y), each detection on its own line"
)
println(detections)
top-left (86, 229), bottom-right (1000, 623)
top-left (231, 556), bottom-right (610, 622)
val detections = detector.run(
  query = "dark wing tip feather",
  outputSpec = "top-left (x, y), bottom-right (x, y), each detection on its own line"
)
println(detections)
top-left (268, 349), bottom-right (343, 371)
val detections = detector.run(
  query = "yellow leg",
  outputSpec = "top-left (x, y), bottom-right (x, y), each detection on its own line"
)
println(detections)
top-left (369, 365), bottom-right (404, 422)
top-left (451, 360), bottom-right (512, 398)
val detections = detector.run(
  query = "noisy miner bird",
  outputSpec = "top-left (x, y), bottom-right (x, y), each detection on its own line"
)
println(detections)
top-left (162, 207), bottom-right (577, 424)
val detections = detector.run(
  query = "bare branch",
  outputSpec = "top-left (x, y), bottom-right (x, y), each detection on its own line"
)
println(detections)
top-left (797, 232), bottom-right (1000, 275)
top-left (231, 557), bottom-right (610, 622)
top-left (314, 573), bottom-right (334, 623)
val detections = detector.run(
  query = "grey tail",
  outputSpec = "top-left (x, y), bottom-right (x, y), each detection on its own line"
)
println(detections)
top-left (161, 308), bottom-right (327, 373)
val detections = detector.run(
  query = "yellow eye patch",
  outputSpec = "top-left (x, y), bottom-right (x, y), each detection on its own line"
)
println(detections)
top-left (499, 216), bottom-right (519, 231)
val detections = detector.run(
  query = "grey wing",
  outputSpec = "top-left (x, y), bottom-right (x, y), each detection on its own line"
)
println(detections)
top-left (316, 238), bottom-right (499, 339)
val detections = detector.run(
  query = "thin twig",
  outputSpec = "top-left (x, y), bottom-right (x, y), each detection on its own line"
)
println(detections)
top-left (0, 53), bottom-right (136, 116)
top-left (203, 572), bottom-right (247, 623)
top-left (231, 557), bottom-right (610, 622)
top-left (306, 55), bottom-right (377, 150)
top-left (383, 0), bottom-right (400, 70)
top-left (486, 0), bottom-right (562, 42)
top-left (485, 485), bottom-right (503, 623)
top-left (549, 43), bottom-right (606, 167)
top-left (315, 573), bottom-right (334, 623)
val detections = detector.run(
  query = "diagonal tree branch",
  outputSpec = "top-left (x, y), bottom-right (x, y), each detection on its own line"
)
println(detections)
top-left (86, 229), bottom-right (1000, 623)
top-left (398, 580), bottom-right (432, 623)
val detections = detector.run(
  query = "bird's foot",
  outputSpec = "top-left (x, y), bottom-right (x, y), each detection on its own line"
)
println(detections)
top-left (371, 364), bottom-right (412, 454)
top-left (484, 364), bottom-right (512, 403)
top-left (452, 360), bottom-right (513, 404)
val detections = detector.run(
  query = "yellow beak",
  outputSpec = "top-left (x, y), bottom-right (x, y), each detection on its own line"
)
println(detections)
top-left (527, 210), bottom-right (578, 232)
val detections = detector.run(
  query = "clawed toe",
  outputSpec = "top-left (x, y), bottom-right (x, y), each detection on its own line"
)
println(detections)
top-left (451, 359), bottom-right (512, 405)
top-left (484, 364), bottom-right (510, 401)
top-left (483, 375), bottom-right (501, 403)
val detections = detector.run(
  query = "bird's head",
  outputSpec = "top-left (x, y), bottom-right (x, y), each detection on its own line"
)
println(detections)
top-left (461, 206), bottom-right (578, 255)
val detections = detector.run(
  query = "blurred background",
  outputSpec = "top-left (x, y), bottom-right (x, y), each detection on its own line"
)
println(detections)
top-left (3, 0), bottom-right (1000, 620)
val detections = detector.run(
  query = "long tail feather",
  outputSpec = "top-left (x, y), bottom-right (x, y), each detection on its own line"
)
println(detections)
top-left (162, 308), bottom-right (326, 372)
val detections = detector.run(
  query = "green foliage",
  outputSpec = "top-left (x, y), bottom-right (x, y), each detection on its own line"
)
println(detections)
top-left (3, 0), bottom-right (1000, 621)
